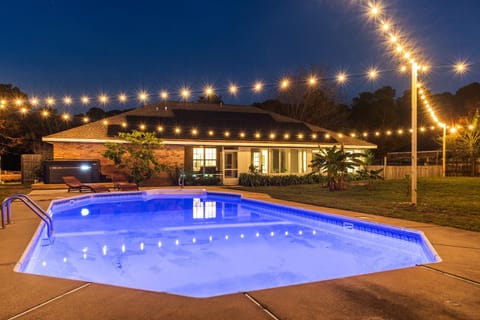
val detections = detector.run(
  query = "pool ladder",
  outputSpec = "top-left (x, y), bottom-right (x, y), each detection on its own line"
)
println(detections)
top-left (1, 194), bottom-right (54, 240)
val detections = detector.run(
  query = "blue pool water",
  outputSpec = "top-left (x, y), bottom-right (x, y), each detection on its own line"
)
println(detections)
top-left (16, 190), bottom-right (439, 297)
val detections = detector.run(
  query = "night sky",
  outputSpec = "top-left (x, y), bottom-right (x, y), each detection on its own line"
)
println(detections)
top-left (1, 0), bottom-right (479, 112)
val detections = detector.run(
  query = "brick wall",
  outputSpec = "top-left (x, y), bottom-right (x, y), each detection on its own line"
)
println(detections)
top-left (51, 142), bottom-right (184, 185)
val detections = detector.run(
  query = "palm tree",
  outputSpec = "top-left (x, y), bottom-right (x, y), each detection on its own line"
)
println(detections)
top-left (357, 150), bottom-right (384, 190)
top-left (444, 109), bottom-right (480, 176)
top-left (311, 144), bottom-right (364, 191)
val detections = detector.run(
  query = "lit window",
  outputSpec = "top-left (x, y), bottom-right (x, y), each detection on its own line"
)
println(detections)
top-left (252, 149), bottom-right (268, 174)
top-left (192, 198), bottom-right (217, 219)
top-left (193, 147), bottom-right (217, 173)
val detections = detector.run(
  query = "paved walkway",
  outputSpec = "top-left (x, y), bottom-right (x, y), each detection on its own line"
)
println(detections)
top-left (1, 187), bottom-right (479, 319)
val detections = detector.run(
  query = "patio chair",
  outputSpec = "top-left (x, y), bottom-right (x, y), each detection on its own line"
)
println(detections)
top-left (62, 176), bottom-right (110, 193)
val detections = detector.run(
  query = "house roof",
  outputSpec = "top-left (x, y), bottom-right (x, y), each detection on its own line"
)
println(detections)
top-left (43, 102), bottom-right (376, 149)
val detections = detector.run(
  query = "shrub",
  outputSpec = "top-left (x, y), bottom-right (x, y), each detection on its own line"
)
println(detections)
top-left (239, 173), bottom-right (324, 187)
top-left (185, 175), bottom-right (222, 186)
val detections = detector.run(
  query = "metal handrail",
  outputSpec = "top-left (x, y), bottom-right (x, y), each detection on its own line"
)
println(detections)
top-left (178, 171), bottom-right (185, 188)
top-left (1, 194), bottom-right (53, 239)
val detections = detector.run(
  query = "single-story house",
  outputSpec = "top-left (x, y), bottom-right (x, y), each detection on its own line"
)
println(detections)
top-left (42, 102), bottom-right (376, 185)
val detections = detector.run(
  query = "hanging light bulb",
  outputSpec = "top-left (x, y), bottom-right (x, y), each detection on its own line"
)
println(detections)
top-left (118, 93), bottom-right (128, 103)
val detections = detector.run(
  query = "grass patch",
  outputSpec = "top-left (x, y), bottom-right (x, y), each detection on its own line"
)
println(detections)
top-left (234, 177), bottom-right (480, 232)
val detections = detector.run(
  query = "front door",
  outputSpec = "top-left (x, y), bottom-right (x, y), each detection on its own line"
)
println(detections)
top-left (224, 151), bottom-right (238, 184)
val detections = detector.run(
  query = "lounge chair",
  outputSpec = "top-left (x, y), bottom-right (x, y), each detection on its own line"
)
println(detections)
top-left (111, 174), bottom-right (139, 191)
top-left (118, 183), bottom-right (140, 191)
top-left (62, 176), bottom-right (110, 193)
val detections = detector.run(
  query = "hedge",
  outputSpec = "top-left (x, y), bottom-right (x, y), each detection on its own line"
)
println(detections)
top-left (238, 173), bottom-right (324, 187)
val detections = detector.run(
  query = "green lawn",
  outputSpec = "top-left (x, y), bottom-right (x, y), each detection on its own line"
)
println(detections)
top-left (234, 177), bottom-right (480, 232)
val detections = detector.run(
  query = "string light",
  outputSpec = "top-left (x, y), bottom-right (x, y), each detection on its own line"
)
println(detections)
top-left (30, 97), bottom-right (39, 106)
top-left (63, 96), bottom-right (73, 105)
top-left (46, 97), bottom-right (55, 106)
top-left (280, 78), bottom-right (290, 90)
top-left (454, 60), bottom-right (468, 74)
top-left (160, 91), bottom-right (168, 100)
top-left (138, 91), bottom-right (149, 102)
top-left (180, 88), bottom-right (190, 100)
top-left (0, 58), bottom-right (474, 114)
top-left (336, 72), bottom-right (348, 84)
top-left (367, 2), bottom-right (382, 18)
top-left (99, 94), bottom-right (109, 105)
top-left (366, 67), bottom-right (379, 80)
top-left (307, 75), bottom-right (318, 86)
top-left (118, 93), bottom-right (128, 103)
top-left (228, 84), bottom-right (238, 95)
top-left (204, 86), bottom-right (214, 97)
top-left (81, 96), bottom-right (90, 104)
top-left (253, 81), bottom-right (263, 93)
top-left (362, 0), bottom-right (454, 129)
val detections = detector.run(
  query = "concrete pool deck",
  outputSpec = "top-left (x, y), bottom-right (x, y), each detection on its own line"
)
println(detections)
top-left (1, 187), bottom-right (479, 319)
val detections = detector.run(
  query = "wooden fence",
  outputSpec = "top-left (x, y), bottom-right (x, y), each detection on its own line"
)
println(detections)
top-left (368, 165), bottom-right (442, 180)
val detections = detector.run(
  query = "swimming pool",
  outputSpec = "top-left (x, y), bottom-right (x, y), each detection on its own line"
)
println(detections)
top-left (16, 190), bottom-right (440, 297)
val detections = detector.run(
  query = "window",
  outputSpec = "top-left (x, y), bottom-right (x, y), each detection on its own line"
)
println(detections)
top-left (252, 149), bottom-right (268, 173)
top-left (272, 149), bottom-right (288, 173)
top-left (193, 147), bottom-right (217, 172)
top-left (291, 149), bottom-right (299, 173)
top-left (192, 198), bottom-right (216, 219)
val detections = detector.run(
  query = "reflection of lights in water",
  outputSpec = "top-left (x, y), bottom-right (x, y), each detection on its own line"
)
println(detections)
top-left (83, 253), bottom-right (87, 259)
top-left (80, 208), bottom-right (89, 216)
top-left (192, 238), bottom-right (196, 244)
top-left (240, 234), bottom-right (244, 239)
top-left (175, 239), bottom-right (179, 246)
top-left (102, 245), bottom-right (108, 256)
top-left (208, 236), bottom-right (213, 242)
top-left (121, 244), bottom-right (126, 253)
top-left (256, 232), bottom-right (260, 238)
top-left (270, 231), bottom-right (275, 237)
top-left (285, 231), bottom-right (289, 236)
top-left (140, 242), bottom-right (144, 251)
top-left (157, 241), bottom-right (162, 248)
top-left (225, 235), bottom-right (229, 240)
